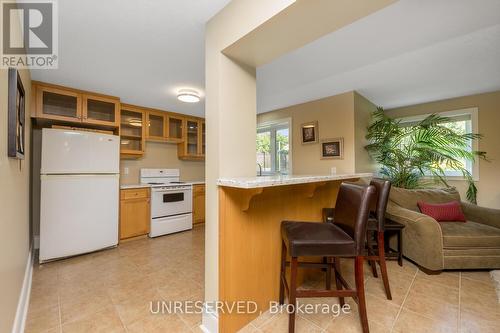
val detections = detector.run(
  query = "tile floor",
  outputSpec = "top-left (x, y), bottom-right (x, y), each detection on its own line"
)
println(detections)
top-left (26, 226), bottom-right (500, 333)
top-left (26, 226), bottom-right (204, 333)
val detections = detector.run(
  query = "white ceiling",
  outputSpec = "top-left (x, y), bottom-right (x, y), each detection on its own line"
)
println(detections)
top-left (31, 0), bottom-right (231, 117)
top-left (257, 0), bottom-right (500, 113)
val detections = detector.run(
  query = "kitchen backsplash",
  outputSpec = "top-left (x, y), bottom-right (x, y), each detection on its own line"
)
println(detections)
top-left (120, 141), bottom-right (205, 184)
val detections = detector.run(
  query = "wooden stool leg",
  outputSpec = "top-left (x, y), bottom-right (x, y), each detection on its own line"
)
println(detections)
top-left (279, 240), bottom-right (286, 305)
top-left (288, 257), bottom-right (298, 333)
top-left (355, 256), bottom-right (369, 333)
top-left (326, 257), bottom-right (332, 290)
top-left (370, 260), bottom-right (378, 277)
top-left (333, 257), bottom-right (345, 306)
top-left (377, 231), bottom-right (392, 300)
top-left (398, 230), bottom-right (403, 267)
top-left (367, 232), bottom-right (378, 278)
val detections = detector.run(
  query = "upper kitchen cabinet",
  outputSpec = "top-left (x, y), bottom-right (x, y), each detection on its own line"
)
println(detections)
top-left (186, 119), bottom-right (199, 155)
top-left (145, 110), bottom-right (185, 143)
top-left (83, 94), bottom-right (120, 127)
top-left (120, 104), bottom-right (145, 158)
top-left (35, 85), bottom-right (82, 122)
top-left (146, 110), bottom-right (167, 141)
top-left (167, 115), bottom-right (184, 142)
top-left (178, 118), bottom-right (205, 160)
top-left (33, 82), bottom-right (120, 129)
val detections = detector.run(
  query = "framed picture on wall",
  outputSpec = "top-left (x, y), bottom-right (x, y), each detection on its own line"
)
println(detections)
top-left (7, 67), bottom-right (26, 159)
top-left (301, 121), bottom-right (318, 144)
top-left (321, 137), bottom-right (343, 159)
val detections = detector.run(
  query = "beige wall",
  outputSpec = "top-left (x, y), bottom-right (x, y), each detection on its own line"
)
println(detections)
top-left (354, 92), bottom-right (378, 173)
top-left (257, 91), bottom-right (376, 175)
top-left (0, 68), bottom-right (32, 332)
top-left (386, 90), bottom-right (500, 209)
top-left (120, 142), bottom-right (205, 184)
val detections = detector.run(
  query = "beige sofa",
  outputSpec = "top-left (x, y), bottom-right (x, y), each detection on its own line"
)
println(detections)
top-left (386, 187), bottom-right (500, 272)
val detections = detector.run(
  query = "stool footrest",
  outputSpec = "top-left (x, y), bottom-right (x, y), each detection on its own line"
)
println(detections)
top-left (296, 289), bottom-right (357, 298)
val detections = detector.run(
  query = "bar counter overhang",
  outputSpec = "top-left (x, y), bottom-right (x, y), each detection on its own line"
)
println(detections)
top-left (217, 173), bottom-right (372, 332)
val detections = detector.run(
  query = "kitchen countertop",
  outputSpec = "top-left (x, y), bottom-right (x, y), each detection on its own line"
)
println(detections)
top-left (120, 180), bottom-right (205, 189)
top-left (217, 173), bottom-right (372, 189)
top-left (188, 180), bottom-right (205, 185)
top-left (120, 184), bottom-right (151, 189)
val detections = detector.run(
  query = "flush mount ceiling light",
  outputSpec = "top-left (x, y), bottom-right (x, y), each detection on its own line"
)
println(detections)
top-left (177, 89), bottom-right (200, 103)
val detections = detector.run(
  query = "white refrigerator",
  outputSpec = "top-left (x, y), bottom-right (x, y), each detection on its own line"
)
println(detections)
top-left (40, 128), bottom-right (120, 262)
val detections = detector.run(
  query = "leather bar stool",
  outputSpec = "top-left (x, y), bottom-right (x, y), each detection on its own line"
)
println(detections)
top-left (323, 179), bottom-right (392, 300)
top-left (280, 182), bottom-right (376, 333)
top-left (365, 178), bottom-right (392, 300)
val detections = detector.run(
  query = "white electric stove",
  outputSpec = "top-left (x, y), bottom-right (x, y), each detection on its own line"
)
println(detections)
top-left (140, 168), bottom-right (193, 237)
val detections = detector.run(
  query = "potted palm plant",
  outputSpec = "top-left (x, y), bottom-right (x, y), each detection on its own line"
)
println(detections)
top-left (365, 107), bottom-right (487, 203)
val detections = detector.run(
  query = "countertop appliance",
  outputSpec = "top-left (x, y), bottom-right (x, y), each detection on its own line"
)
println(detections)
top-left (40, 128), bottom-right (120, 262)
top-left (140, 168), bottom-right (193, 237)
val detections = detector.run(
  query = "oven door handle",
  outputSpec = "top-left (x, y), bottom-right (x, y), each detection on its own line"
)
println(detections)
top-left (154, 188), bottom-right (191, 193)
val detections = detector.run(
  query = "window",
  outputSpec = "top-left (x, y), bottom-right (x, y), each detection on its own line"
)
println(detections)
top-left (256, 118), bottom-right (291, 175)
top-left (398, 108), bottom-right (478, 179)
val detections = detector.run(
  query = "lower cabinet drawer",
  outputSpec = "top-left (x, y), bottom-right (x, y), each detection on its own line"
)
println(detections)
top-left (120, 188), bottom-right (149, 200)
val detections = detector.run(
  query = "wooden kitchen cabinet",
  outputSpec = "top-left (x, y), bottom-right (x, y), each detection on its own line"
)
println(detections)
top-left (120, 104), bottom-right (146, 158)
top-left (168, 115), bottom-right (184, 142)
top-left (83, 94), bottom-right (120, 127)
top-left (120, 188), bottom-right (150, 240)
top-left (146, 110), bottom-right (167, 141)
top-left (178, 118), bottom-right (205, 160)
top-left (145, 110), bottom-right (185, 143)
top-left (35, 85), bottom-right (82, 122)
top-left (192, 184), bottom-right (205, 224)
top-left (33, 82), bottom-right (120, 128)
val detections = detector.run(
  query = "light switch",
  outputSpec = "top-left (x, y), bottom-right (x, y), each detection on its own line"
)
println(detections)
top-left (123, 167), bottom-right (129, 175)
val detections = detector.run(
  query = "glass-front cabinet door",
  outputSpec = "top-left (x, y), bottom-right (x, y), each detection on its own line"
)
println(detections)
top-left (186, 119), bottom-right (199, 156)
top-left (83, 95), bottom-right (120, 127)
top-left (178, 118), bottom-right (205, 160)
top-left (168, 116), bottom-right (184, 142)
top-left (36, 86), bottom-right (82, 122)
top-left (120, 106), bottom-right (145, 156)
top-left (146, 111), bottom-right (166, 141)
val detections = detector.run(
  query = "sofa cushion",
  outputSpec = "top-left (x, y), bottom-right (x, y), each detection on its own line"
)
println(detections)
top-left (389, 187), bottom-right (461, 212)
top-left (440, 221), bottom-right (500, 248)
top-left (418, 201), bottom-right (466, 222)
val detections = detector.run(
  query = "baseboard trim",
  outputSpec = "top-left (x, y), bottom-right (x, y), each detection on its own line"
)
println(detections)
top-left (11, 244), bottom-right (34, 333)
top-left (200, 304), bottom-right (218, 333)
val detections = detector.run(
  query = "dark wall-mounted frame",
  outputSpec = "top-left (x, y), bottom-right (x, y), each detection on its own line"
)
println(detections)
top-left (301, 121), bottom-right (318, 144)
top-left (321, 137), bottom-right (344, 160)
top-left (8, 67), bottom-right (26, 159)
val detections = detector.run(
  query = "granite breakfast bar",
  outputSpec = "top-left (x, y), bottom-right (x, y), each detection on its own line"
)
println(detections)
top-left (216, 173), bottom-right (372, 333)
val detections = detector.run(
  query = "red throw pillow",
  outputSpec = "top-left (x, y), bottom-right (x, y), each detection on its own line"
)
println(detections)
top-left (417, 201), bottom-right (466, 222)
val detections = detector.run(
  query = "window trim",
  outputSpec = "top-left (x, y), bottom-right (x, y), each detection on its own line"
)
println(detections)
top-left (257, 117), bottom-right (292, 175)
top-left (396, 108), bottom-right (479, 181)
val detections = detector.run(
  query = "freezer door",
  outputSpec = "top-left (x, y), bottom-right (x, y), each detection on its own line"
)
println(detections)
top-left (40, 174), bottom-right (119, 262)
top-left (41, 128), bottom-right (119, 174)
